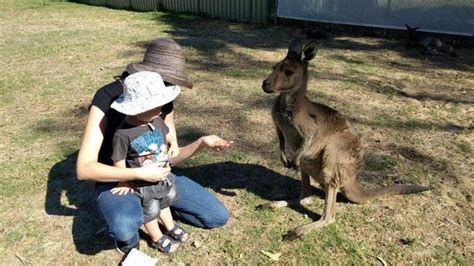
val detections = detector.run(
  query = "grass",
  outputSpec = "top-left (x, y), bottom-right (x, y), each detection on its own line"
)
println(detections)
top-left (1, 0), bottom-right (473, 264)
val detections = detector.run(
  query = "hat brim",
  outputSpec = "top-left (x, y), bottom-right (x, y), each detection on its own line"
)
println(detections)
top-left (111, 85), bottom-right (181, 116)
top-left (126, 63), bottom-right (193, 89)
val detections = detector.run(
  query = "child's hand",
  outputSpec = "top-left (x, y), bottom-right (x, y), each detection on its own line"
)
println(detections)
top-left (111, 182), bottom-right (134, 195)
top-left (138, 164), bottom-right (171, 182)
top-left (168, 142), bottom-right (180, 158)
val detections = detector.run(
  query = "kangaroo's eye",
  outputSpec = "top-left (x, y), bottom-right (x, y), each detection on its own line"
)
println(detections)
top-left (285, 70), bottom-right (294, 77)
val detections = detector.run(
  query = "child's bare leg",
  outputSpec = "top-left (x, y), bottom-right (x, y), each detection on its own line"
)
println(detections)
top-left (144, 218), bottom-right (163, 242)
top-left (158, 207), bottom-right (175, 231)
top-left (159, 207), bottom-right (189, 242)
top-left (145, 215), bottom-right (179, 253)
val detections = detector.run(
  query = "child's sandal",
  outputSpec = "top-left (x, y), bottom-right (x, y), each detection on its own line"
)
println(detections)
top-left (166, 224), bottom-right (189, 242)
top-left (153, 235), bottom-right (179, 254)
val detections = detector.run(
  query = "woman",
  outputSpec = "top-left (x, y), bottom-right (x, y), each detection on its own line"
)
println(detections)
top-left (76, 38), bottom-right (232, 255)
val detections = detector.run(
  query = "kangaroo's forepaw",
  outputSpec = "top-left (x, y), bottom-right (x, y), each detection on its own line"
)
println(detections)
top-left (282, 157), bottom-right (300, 170)
top-left (281, 158), bottom-right (292, 169)
top-left (282, 160), bottom-right (299, 170)
top-left (280, 152), bottom-right (290, 168)
top-left (291, 159), bottom-right (300, 170)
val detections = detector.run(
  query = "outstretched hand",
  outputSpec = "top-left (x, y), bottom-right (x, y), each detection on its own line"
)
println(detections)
top-left (200, 135), bottom-right (233, 151)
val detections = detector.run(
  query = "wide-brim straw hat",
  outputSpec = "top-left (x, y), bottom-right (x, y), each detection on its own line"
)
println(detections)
top-left (111, 71), bottom-right (181, 116)
top-left (127, 38), bottom-right (193, 89)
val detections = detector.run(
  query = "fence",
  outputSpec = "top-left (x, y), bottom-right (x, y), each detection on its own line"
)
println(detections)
top-left (76, 0), bottom-right (275, 23)
top-left (277, 0), bottom-right (474, 36)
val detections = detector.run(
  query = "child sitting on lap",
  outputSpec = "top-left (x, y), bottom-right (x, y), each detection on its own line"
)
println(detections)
top-left (110, 71), bottom-right (189, 253)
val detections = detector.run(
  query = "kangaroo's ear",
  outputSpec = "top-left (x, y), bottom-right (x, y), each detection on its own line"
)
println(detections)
top-left (288, 38), bottom-right (303, 59)
top-left (405, 24), bottom-right (411, 30)
top-left (302, 42), bottom-right (318, 61)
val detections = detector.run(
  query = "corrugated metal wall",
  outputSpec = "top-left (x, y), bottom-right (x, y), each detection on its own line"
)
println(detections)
top-left (106, 0), bottom-right (130, 9)
top-left (277, 0), bottom-right (473, 36)
top-left (161, 0), bottom-right (199, 13)
top-left (80, 0), bottom-right (273, 23)
top-left (131, 0), bottom-right (158, 12)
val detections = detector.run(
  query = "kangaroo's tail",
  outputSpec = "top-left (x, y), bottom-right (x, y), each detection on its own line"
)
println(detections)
top-left (342, 180), bottom-right (429, 204)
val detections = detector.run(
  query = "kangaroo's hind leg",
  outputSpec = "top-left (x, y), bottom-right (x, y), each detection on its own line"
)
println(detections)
top-left (299, 170), bottom-right (314, 205)
top-left (284, 184), bottom-right (337, 240)
top-left (258, 171), bottom-right (314, 209)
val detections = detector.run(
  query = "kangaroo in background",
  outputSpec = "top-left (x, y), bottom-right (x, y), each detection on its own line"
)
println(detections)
top-left (405, 24), bottom-right (458, 57)
top-left (261, 39), bottom-right (429, 240)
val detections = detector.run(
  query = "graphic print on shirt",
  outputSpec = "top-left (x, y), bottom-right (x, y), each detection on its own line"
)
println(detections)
top-left (130, 130), bottom-right (169, 167)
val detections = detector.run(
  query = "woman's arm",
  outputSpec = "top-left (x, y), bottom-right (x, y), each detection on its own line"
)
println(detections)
top-left (76, 106), bottom-right (169, 182)
top-left (170, 135), bottom-right (233, 166)
top-left (110, 160), bottom-right (135, 195)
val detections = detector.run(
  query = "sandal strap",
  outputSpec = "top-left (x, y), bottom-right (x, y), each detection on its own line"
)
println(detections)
top-left (167, 224), bottom-right (189, 242)
top-left (154, 235), bottom-right (179, 253)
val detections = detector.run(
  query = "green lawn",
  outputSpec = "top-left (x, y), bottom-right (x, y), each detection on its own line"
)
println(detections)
top-left (1, 0), bottom-right (473, 264)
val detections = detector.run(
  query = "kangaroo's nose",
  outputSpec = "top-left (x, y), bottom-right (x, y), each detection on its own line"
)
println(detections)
top-left (262, 80), bottom-right (273, 93)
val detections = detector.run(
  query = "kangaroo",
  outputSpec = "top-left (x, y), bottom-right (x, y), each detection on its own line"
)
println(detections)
top-left (261, 39), bottom-right (429, 240)
top-left (405, 24), bottom-right (457, 57)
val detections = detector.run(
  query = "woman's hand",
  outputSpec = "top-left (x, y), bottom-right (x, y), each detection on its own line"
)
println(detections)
top-left (137, 164), bottom-right (171, 183)
top-left (169, 135), bottom-right (233, 166)
top-left (200, 135), bottom-right (233, 151)
top-left (111, 182), bottom-right (134, 195)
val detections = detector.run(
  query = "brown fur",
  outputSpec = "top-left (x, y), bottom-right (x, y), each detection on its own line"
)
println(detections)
top-left (261, 39), bottom-right (429, 240)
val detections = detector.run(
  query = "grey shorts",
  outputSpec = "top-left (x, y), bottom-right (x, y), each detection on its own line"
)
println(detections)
top-left (135, 174), bottom-right (180, 223)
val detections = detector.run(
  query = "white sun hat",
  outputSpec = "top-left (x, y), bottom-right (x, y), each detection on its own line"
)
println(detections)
top-left (111, 71), bottom-right (181, 115)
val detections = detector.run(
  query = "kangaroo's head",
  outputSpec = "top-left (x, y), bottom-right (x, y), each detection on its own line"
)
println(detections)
top-left (262, 39), bottom-right (318, 94)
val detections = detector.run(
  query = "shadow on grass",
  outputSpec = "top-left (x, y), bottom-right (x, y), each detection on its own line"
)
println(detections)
top-left (44, 150), bottom-right (325, 252)
top-left (174, 161), bottom-right (358, 221)
top-left (45, 151), bottom-right (112, 255)
top-left (147, 11), bottom-right (473, 72)
top-left (317, 71), bottom-right (474, 105)
top-left (120, 11), bottom-right (474, 107)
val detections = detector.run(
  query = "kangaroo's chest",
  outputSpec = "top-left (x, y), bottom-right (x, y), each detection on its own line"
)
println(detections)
top-left (272, 101), bottom-right (302, 151)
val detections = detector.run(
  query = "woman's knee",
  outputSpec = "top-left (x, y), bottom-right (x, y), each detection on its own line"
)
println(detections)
top-left (203, 203), bottom-right (229, 228)
top-left (194, 197), bottom-right (229, 229)
top-left (172, 174), bottom-right (229, 228)
top-left (96, 189), bottom-right (143, 241)
top-left (107, 214), bottom-right (142, 241)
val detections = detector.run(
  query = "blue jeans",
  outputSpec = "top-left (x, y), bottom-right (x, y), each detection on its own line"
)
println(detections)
top-left (96, 174), bottom-right (228, 249)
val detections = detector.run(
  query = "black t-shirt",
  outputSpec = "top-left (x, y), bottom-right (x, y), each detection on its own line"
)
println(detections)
top-left (91, 80), bottom-right (173, 166)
